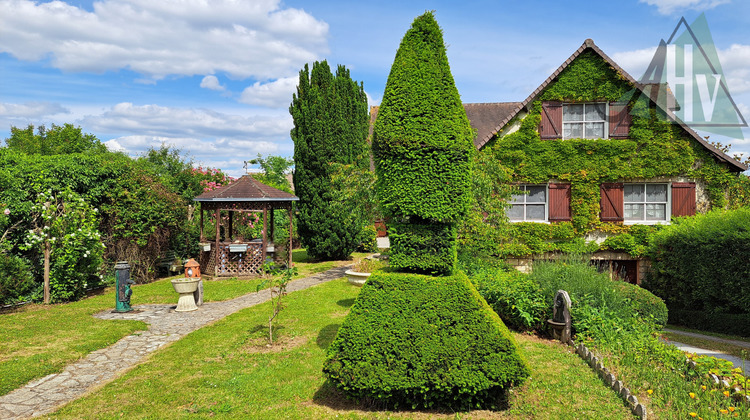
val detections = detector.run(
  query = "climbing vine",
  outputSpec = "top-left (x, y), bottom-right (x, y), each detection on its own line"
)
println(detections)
top-left (463, 50), bottom-right (747, 258)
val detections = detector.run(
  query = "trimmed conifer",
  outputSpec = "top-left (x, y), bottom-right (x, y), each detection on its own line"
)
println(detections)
top-left (290, 61), bottom-right (370, 260)
top-left (372, 11), bottom-right (474, 273)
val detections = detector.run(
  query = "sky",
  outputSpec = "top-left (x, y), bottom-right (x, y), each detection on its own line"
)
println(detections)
top-left (1, 0), bottom-right (749, 177)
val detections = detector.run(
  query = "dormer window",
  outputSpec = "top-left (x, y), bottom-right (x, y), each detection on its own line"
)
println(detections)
top-left (563, 103), bottom-right (607, 139)
top-left (539, 101), bottom-right (631, 140)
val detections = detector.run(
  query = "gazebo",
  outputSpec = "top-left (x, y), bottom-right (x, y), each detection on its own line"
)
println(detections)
top-left (193, 175), bottom-right (298, 277)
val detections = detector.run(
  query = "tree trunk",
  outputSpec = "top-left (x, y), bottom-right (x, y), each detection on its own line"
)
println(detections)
top-left (44, 240), bottom-right (50, 304)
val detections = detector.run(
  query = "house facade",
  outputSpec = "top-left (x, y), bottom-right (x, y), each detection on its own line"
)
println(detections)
top-left (464, 39), bottom-right (747, 283)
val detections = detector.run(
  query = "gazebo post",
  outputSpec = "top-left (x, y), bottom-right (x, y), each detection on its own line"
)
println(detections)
top-left (214, 207), bottom-right (220, 276)
top-left (269, 208), bottom-right (275, 245)
top-left (288, 204), bottom-right (293, 268)
top-left (228, 211), bottom-right (233, 241)
top-left (199, 205), bottom-right (204, 241)
top-left (262, 205), bottom-right (268, 264)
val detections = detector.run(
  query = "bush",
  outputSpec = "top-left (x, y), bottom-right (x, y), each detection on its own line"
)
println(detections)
top-left (668, 309), bottom-right (750, 338)
top-left (323, 271), bottom-right (530, 410)
top-left (472, 268), bottom-right (547, 331)
top-left (0, 253), bottom-right (36, 305)
top-left (356, 225), bottom-right (378, 253)
top-left (388, 220), bottom-right (456, 275)
top-left (611, 281), bottom-right (668, 327)
top-left (645, 208), bottom-right (750, 315)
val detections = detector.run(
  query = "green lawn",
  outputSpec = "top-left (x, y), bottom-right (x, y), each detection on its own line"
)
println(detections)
top-left (0, 249), bottom-right (359, 397)
top-left (51, 278), bottom-right (633, 419)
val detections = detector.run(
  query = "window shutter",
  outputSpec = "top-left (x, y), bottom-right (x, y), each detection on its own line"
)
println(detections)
top-left (609, 102), bottom-right (631, 139)
top-left (671, 182), bottom-right (696, 217)
top-left (539, 101), bottom-right (563, 139)
top-left (548, 183), bottom-right (571, 222)
top-left (600, 183), bottom-right (624, 222)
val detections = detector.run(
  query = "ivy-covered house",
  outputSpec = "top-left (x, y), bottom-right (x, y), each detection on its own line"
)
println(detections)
top-left (466, 39), bottom-right (747, 283)
top-left (372, 39), bottom-right (748, 283)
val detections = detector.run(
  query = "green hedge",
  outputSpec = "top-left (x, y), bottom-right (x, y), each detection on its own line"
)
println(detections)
top-left (0, 253), bottom-right (36, 305)
top-left (472, 268), bottom-right (547, 331)
top-left (669, 309), bottom-right (750, 338)
top-left (388, 220), bottom-right (456, 275)
top-left (323, 271), bottom-right (530, 410)
top-left (611, 281), bottom-right (668, 327)
top-left (645, 208), bottom-right (750, 315)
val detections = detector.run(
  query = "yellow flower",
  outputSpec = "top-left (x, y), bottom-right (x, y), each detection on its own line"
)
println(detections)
top-left (729, 407), bottom-right (736, 412)
top-left (721, 409), bottom-right (729, 414)
top-left (689, 413), bottom-right (697, 418)
top-left (689, 392), bottom-right (696, 399)
top-left (701, 385), bottom-right (707, 391)
top-left (723, 390), bottom-right (731, 397)
top-left (647, 389), bottom-right (653, 395)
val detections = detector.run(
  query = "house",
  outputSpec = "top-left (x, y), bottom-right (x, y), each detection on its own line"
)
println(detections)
top-left (372, 39), bottom-right (748, 284)
top-left (467, 39), bottom-right (747, 283)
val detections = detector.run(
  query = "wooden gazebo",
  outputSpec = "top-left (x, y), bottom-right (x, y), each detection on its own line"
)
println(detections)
top-left (193, 175), bottom-right (298, 277)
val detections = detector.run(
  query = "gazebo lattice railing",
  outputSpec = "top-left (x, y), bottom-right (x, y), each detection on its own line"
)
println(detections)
top-left (194, 175), bottom-right (298, 277)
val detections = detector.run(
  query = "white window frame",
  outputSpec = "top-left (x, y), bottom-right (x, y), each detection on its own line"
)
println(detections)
top-left (562, 102), bottom-right (609, 140)
top-left (508, 184), bottom-right (549, 223)
top-left (623, 182), bottom-right (671, 225)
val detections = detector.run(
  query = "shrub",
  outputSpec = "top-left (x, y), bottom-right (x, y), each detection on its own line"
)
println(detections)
top-left (472, 268), bottom-right (547, 331)
top-left (0, 253), bottom-right (36, 305)
top-left (372, 12), bottom-right (474, 274)
top-left (357, 225), bottom-right (378, 253)
top-left (611, 281), bottom-right (668, 327)
top-left (668, 309), bottom-right (750, 337)
top-left (645, 208), bottom-right (750, 315)
top-left (323, 271), bottom-right (530, 410)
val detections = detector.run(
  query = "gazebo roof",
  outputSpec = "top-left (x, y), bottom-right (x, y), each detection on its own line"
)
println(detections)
top-left (193, 175), bottom-right (299, 202)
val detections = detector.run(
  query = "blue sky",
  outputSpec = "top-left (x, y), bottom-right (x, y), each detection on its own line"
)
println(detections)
top-left (1, 0), bottom-right (749, 177)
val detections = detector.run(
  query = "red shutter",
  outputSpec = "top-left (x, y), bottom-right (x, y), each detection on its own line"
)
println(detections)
top-left (609, 102), bottom-right (631, 139)
top-left (600, 183), bottom-right (624, 222)
top-left (671, 182), bottom-right (696, 217)
top-left (548, 183), bottom-right (571, 222)
top-left (539, 101), bottom-right (563, 139)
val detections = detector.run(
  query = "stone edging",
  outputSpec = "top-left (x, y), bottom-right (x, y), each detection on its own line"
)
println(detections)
top-left (570, 340), bottom-right (648, 419)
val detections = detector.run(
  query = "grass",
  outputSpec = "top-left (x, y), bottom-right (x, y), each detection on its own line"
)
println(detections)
top-left (50, 278), bottom-right (633, 419)
top-left (0, 249), bottom-right (359, 397)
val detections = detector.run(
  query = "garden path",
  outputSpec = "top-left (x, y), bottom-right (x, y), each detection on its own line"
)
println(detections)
top-left (662, 328), bottom-right (749, 375)
top-left (0, 265), bottom-right (350, 420)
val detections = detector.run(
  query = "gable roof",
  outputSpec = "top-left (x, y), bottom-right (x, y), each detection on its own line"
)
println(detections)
top-left (475, 38), bottom-right (747, 172)
top-left (194, 175), bottom-right (298, 202)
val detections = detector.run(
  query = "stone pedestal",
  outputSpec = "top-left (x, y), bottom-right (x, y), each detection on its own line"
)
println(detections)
top-left (171, 278), bottom-right (200, 312)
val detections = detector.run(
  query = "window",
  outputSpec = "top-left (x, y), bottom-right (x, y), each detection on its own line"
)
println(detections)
top-left (563, 103), bottom-right (607, 139)
top-left (624, 183), bottom-right (669, 223)
top-left (540, 101), bottom-right (630, 140)
top-left (508, 185), bottom-right (547, 221)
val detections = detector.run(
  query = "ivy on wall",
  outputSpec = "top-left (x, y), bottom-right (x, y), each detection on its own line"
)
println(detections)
top-left (468, 50), bottom-right (747, 258)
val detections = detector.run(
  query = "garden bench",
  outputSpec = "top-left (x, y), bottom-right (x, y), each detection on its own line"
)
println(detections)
top-left (157, 251), bottom-right (183, 275)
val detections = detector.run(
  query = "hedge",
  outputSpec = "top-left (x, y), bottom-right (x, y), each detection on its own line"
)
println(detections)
top-left (323, 271), bottom-right (530, 410)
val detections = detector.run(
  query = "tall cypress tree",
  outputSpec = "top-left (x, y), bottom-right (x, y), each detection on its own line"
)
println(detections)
top-left (290, 61), bottom-right (370, 260)
top-left (372, 11), bottom-right (474, 274)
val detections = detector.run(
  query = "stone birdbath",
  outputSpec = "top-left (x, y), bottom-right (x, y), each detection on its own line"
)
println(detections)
top-left (171, 258), bottom-right (201, 312)
top-left (345, 255), bottom-right (384, 287)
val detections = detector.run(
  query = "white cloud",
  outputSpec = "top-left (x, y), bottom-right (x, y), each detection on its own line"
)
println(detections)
top-left (79, 103), bottom-right (293, 175)
top-left (239, 77), bottom-right (298, 108)
top-left (0, 0), bottom-right (329, 80)
top-left (611, 47), bottom-right (659, 80)
top-left (0, 101), bottom-right (70, 118)
top-left (639, 0), bottom-right (730, 15)
top-left (200, 75), bottom-right (225, 91)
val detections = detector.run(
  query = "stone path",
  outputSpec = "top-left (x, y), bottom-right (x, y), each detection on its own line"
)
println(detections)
top-left (0, 265), bottom-right (350, 420)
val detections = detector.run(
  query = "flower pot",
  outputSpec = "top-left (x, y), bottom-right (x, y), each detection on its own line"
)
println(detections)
top-left (171, 278), bottom-right (200, 311)
top-left (345, 270), bottom-right (370, 287)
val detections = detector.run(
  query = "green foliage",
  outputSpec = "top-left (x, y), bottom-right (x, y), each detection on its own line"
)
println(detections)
top-left (467, 49), bottom-right (744, 258)
top-left (645, 208), bottom-right (750, 320)
top-left (611, 281), bottom-right (668, 327)
top-left (668, 310), bottom-right (750, 337)
top-left (388, 219), bottom-right (457, 275)
top-left (323, 271), bottom-right (530, 410)
top-left (356, 225), bottom-right (378, 253)
top-left (290, 60), bottom-right (370, 261)
top-left (21, 189), bottom-right (104, 303)
top-left (0, 253), bottom-right (36, 305)
top-left (5, 124), bottom-right (108, 156)
top-left (373, 12), bottom-right (473, 273)
top-left (248, 154), bottom-right (293, 193)
top-left (472, 267), bottom-right (547, 331)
